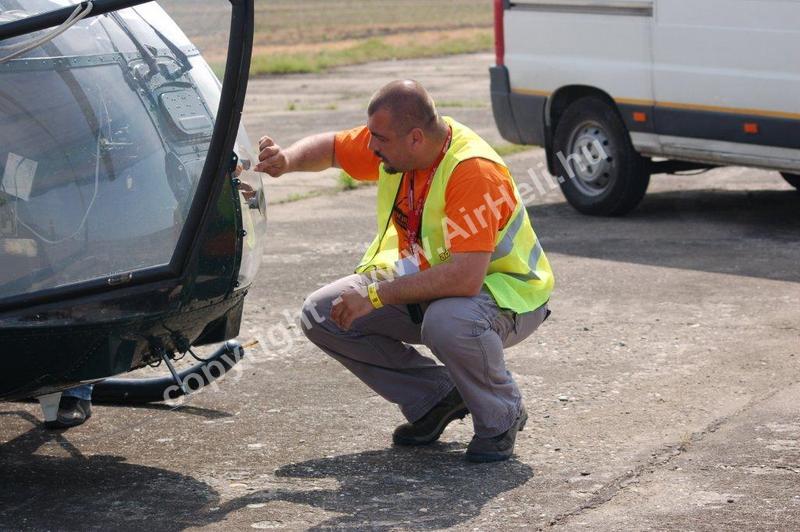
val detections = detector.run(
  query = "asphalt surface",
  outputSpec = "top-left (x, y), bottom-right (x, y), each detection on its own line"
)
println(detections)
top-left (1, 54), bottom-right (799, 531)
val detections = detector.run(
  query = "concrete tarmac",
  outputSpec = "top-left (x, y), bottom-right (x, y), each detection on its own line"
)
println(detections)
top-left (1, 54), bottom-right (799, 531)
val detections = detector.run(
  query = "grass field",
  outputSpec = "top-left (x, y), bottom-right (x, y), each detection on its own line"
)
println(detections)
top-left (159, 0), bottom-right (493, 75)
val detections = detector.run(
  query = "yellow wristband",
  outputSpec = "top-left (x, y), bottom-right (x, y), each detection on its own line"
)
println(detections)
top-left (367, 282), bottom-right (384, 309)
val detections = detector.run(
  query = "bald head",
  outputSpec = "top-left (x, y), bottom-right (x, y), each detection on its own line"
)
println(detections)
top-left (368, 80), bottom-right (443, 136)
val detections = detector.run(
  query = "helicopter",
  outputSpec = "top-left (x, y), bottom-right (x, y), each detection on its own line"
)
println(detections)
top-left (0, 0), bottom-right (263, 421)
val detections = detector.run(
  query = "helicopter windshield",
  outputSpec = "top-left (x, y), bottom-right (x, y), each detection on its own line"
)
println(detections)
top-left (0, 1), bottom-right (264, 302)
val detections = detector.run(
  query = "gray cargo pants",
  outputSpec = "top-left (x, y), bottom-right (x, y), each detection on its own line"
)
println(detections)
top-left (300, 274), bottom-right (549, 438)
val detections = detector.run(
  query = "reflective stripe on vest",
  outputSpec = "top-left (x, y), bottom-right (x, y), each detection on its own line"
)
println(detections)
top-left (355, 117), bottom-right (554, 313)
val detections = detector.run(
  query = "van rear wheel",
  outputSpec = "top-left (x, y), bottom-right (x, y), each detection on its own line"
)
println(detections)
top-left (780, 172), bottom-right (800, 190)
top-left (552, 97), bottom-right (650, 216)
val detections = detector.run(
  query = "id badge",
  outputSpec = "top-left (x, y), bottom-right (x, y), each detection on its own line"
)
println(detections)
top-left (394, 256), bottom-right (420, 277)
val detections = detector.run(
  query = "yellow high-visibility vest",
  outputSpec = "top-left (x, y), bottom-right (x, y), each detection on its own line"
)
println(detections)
top-left (355, 117), bottom-right (554, 313)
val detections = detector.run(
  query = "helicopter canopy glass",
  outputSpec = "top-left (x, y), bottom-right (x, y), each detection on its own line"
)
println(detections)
top-left (0, 1), bottom-right (266, 303)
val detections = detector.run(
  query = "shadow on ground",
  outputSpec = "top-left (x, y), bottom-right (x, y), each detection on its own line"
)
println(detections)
top-left (531, 188), bottom-right (800, 283)
top-left (0, 411), bottom-right (226, 530)
top-left (0, 412), bottom-right (531, 530)
top-left (259, 445), bottom-right (533, 530)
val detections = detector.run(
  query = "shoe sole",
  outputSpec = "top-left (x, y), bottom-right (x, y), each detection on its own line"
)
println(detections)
top-left (43, 418), bottom-right (88, 430)
top-left (43, 411), bottom-right (91, 430)
top-left (465, 409), bottom-right (528, 463)
top-left (393, 406), bottom-right (469, 446)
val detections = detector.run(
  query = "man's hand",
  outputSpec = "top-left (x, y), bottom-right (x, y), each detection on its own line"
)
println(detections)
top-left (254, 132), bottom-right (337, 177)
top-left (256, 136), bottom-right (289, 177)
top-left (330, 288), bottom-right (374, 330)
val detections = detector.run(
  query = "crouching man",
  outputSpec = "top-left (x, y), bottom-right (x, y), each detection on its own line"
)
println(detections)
top-left (256, 80), bottom-right (554, 462)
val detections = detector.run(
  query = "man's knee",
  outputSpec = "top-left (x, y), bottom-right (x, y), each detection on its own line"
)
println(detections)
top-left (299, 292), bottom-right (330, 341)
top-left (420, 299), bottom-right (471, 351)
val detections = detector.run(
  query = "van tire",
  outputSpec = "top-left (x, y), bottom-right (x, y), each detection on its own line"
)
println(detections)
top-left (552, 97), bottom-right (650, 216)
top-left (780, 173), bottom-right (800, 190)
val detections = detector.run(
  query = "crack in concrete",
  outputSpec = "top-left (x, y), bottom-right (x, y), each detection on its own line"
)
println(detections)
top-left (546, 387), bottom-right (785, 528)
top-left (698, 463), bottom-right (800, 476)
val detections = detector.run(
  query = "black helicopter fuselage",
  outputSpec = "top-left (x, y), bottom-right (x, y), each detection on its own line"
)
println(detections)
top-left (0, 0), bottom-right (259, 400)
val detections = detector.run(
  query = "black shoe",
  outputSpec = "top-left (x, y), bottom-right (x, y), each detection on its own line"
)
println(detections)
top-left (44, 396), bottom-right (92, 430)
top-left (465, 405), bottom-right (527, 463)
top-left (393, 387), bottom-right (469, 446)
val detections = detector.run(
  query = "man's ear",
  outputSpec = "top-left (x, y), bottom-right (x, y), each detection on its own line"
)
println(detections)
top-left (409, 127), bottom-right (425, 147)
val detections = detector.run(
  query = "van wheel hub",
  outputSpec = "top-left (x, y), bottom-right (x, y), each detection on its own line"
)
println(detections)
top-left (567, 122), bottom-right (614, 196)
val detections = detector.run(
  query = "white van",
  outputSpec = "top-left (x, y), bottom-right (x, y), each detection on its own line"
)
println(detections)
top-left (490, 0), bottom-right (800, 215)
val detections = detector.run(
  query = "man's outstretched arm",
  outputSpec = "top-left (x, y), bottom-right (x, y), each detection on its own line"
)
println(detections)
top-left (255, 132), bottom-right (337, 177)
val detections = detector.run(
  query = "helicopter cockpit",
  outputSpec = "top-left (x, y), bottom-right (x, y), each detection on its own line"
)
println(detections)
top-left (0, 0), bottom-right (262, 403)
top-left (0, 1), bottom-right (264, 303)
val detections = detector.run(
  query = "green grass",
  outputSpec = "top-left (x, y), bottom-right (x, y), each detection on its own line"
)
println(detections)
top-left (161, 1), bottom-right (493, 76)
top-left (491, 143), bottom-right (534, 158)
top-left (285, 102), bottom-right (339, 112)
top-left (338, 171), bottom-right (376, 190)
top-left (272, 189), bottom-right (329, 205)
top-left (437, 100), bottom-right (489, 109)
top-left (273, 172), bottom-right (374, 205)
top-left (338, 171), bottom-right (359, 190)
top-left (249, 32), bottom-right (492, 75)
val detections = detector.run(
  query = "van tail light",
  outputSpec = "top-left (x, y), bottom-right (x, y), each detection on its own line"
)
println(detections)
top-left (494, 0), bottom-right (505, 66)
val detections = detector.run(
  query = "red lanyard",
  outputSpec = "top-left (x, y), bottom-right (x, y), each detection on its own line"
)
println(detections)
top-left (405, 127), bottom-right (452, 254)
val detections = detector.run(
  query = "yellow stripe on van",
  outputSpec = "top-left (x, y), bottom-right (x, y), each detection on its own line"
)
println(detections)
top-left (614, 96), bottom-right (654, 107)
top-left (513, 88), bottom-right (552, 97)
top-left (512, 89), bottom-right (800, 121)
top-left (649, 100), bottom-right (800, 121)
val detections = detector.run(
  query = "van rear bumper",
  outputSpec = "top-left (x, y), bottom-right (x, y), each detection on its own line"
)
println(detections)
top-left (490, 65), bottom-right (547, 147)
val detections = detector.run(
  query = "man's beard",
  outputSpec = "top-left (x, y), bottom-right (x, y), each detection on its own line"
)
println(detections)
top-left (375, 150), bottom-right (401, 174)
